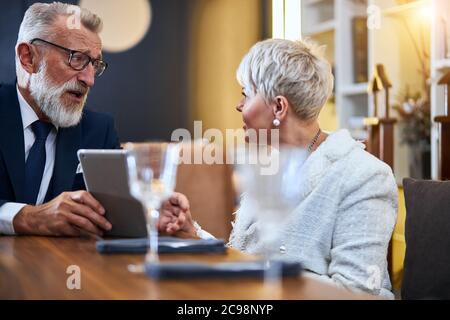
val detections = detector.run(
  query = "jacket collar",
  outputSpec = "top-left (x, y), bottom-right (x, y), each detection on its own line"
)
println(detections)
top-left (296, 129), bottom-right (364, 202)
top-left (0, 84), bottom-right (26, 201)
top-left (0, 84), bottom-right (82, 201)
top-left (51, 125), bottom-right (82, 196)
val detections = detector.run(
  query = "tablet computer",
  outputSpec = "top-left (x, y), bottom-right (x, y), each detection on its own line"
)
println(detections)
top-left (77, 149), bottom-right (147, 238)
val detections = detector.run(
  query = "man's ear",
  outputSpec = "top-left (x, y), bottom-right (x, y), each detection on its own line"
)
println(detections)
top-left (271, 95), bottom-right (290, 121)
top-left (17, 43), bottom-right (39, 75)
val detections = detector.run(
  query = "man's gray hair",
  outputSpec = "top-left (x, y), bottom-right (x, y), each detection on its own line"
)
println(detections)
top-left (16, 2), bottom-right (102, 85)
top-left (237, 38), bottom-right (334, 121)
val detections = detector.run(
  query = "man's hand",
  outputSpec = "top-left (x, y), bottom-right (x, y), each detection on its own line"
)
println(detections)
top-left (159, 192), bottom-right (196, 238)
top-left (13, 191), bottom-right (112, 237)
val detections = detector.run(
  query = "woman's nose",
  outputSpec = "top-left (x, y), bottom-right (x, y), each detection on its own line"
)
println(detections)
top-left (236, 103), bottom-right (243, 113)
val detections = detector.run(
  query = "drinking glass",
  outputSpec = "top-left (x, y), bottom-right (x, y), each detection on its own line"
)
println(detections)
top-left (234, 145), bottom-right (308, 285)
top-left (125, 142), bottom-right (180, 264)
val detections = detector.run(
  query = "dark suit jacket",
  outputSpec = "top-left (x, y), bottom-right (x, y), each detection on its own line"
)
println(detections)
top-left (0, 83), bottom-right (120, 206)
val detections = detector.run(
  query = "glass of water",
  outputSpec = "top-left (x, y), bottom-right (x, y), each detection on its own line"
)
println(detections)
top-left (125, 142), bottom-right (180, 264)
top-left (234, 145), bottom-right (308, 284)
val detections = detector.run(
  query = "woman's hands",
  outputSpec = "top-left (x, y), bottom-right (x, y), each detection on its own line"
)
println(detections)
top-left (158, 192), bottom-right (197, 239)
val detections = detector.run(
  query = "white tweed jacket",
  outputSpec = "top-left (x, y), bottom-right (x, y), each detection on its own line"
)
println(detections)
top-left (228, 129), bottom-right (398, 299)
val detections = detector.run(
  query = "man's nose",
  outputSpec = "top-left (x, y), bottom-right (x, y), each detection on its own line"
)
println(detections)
top-left (77, 63), bottom-right (96, 88)
top-left (236, 102), bottom-right (243, 113)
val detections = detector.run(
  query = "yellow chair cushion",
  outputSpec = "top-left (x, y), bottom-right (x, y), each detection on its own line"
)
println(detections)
top-left (391, 187), bottom-right (406, 290)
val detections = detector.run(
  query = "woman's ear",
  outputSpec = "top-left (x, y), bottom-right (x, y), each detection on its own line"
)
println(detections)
top-left (17, 43), bottom-right (39, 75)
top-left (272, 95), bottom-right (290, 121)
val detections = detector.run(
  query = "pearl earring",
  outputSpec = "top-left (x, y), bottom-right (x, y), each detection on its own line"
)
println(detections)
top-left (273, 119), bottom-right (281, 127)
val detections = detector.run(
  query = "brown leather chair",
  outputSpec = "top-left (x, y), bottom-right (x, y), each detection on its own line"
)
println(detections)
top-left (175, 143), bottom-right (235, 240)
top-left (123, 142), bottom-right (236, 240)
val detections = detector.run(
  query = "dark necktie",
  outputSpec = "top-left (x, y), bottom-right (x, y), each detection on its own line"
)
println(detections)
top-left (24, 120), bottom-right (54, 205)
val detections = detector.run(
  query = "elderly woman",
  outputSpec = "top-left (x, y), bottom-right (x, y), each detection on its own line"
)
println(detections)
top-left (162, 39), bottom-right (398, 298)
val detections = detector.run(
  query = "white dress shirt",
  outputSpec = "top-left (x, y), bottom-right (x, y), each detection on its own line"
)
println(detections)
top-left (0, 87), bottom-right (57, 235)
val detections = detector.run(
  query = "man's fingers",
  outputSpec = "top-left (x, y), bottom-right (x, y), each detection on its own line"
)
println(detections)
top-left (60, 224), bottom-right (82, 237)
top-left (69, 200), bottom-right (112, 231)
top-left (71, 191), bottom-right (105, 215)
top-left (63, 211), bottom-right (104, 236)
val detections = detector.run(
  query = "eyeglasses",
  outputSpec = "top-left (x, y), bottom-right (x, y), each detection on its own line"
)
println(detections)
top-left (30, 38), bottom-right (108, 77)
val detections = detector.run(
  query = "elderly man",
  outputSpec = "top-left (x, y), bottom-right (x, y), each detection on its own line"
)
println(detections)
top-left (0, 2), bottom-right (190, 238)
top-left (0, 2), bottom-right (120, 237)
top-left (1, 2), bottom-right (190, 239)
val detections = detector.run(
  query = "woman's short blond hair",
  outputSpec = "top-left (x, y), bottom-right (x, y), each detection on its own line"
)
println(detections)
top-left (237, 38), bottom-right (334, 121)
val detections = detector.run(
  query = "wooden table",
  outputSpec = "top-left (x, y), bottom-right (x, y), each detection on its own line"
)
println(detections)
top-left (0, 236), bottom-right (376, 300)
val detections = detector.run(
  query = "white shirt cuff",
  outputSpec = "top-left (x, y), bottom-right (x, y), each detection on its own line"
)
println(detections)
top-left (193, 221), bottom-right (216, 240)
top-left (0, 203), bottom-right (27, 235)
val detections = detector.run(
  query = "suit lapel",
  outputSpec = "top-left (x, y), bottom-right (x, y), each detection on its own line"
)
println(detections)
top-left (51, 125), bottom-right (82, 197)
top-left (0, 85), bottom-right (26, 202)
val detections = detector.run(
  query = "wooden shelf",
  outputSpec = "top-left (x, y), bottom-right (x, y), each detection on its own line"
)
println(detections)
top-left (340, 83), bottom-right (369, 96)
top-left (303, 19), bottom-right (335, 36)
top-left (382, 0), bottom-right (429, 17)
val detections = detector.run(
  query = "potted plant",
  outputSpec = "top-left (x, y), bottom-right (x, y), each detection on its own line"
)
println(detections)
top-left (393, 87), bottom-right (431, 179)
top-left (392, 5), bottom-right (431, 179)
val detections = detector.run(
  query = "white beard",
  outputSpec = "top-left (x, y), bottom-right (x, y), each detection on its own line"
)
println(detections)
top-left (29, 62), bottom-right (89, 128)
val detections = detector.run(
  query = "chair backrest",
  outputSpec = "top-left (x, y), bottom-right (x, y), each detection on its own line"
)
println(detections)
top-left (175, 143), bottom-right (235, 240)
top-left (402, 178), bottom-right (450, 299)
top-left (123, 142), bottom-right (236, 240)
